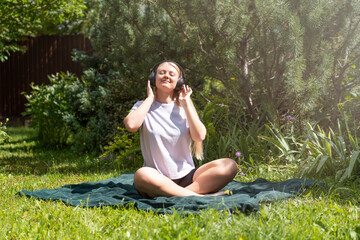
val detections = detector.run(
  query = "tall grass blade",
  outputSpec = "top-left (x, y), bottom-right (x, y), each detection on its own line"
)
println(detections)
top-left (348, 134), bottom-right (359, 151)
top-left (316, 155), bottom-right (329, 173)
top-left (259, 135), bottom-right (284, 153)
top-left (319, 133), bottom-right (346, 163)
top-left (340, 150), bottom-right (360, 182)
top-left (299, 139), bottom-right (309, 157)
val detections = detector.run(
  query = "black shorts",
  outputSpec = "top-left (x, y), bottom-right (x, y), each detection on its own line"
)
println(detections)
top-left (135, 168), bottom-right (197, 198)
top-left (171, 168), bottom-right (197, 188)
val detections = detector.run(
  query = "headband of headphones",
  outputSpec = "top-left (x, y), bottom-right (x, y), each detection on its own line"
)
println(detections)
top-left (148, 60), bottom-right (185, 91)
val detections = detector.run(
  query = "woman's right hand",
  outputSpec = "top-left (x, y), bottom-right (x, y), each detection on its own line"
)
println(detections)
top-left (124, 81), bottom-right (155, 132)
top-left (147, 80), bottom-right (155, 101)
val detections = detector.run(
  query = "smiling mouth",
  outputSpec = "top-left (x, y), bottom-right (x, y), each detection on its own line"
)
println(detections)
top-left (161, 79), bottom-right (171, 83)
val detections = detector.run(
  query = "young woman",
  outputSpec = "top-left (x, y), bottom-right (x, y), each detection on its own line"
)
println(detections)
top-left (124, 61), bottom-right (238, 198)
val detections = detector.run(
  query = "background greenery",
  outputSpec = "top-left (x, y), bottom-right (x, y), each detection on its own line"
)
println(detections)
top-left (2, 1), bottom-right (360, 237)
top-left (0, 0), bottom-right (87, 62)
top-left (21, 0), bottom-right (360, 182)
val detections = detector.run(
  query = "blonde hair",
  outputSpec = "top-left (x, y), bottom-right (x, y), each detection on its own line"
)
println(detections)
top-left (167, 62), bottom-right (182, 78)
top-left (158, 61), bottom-right (204, 160)
top-left (192, 141), bottom-right (204, 160)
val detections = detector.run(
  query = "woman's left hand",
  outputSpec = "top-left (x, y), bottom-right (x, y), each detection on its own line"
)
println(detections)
top-left (178, 84), bottom-right (207, 141)
top-left (178, 85), bottom-right (192, 106)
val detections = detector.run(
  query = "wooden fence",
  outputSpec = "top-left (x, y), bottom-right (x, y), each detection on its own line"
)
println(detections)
top-left (0, 35), bottom-right (92, 120)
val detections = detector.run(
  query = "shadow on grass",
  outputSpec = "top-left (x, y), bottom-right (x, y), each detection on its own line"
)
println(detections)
top-left (0, 127), bottom-right (135, 176)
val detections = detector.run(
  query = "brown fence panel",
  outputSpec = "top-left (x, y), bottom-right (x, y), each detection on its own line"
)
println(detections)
top-left (0, 34), bottom-right (92, 119)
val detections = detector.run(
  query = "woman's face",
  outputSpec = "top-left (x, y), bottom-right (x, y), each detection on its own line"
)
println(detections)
top-left (155, 62), bottom-right (180, 92)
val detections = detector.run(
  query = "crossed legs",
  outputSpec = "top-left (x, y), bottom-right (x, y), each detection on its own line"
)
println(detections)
top-left (134, 158), bottom-right (238, 198)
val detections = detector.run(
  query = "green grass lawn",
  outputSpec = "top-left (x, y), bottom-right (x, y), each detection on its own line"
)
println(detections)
top-left (1, 127), bottom-right (359, 239)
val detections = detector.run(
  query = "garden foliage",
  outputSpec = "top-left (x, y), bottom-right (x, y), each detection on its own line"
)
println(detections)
top-left (101, 127), bottom-right (142, 171)
top-left (299, 121), bottom-right (360, 181)
top-left (0, 118), bottom-right (9, 144)
top-left (24, 71), bottom-right (114, 152)
top-left (0, 0), bottom-right (86, 62)
top-left (79, 0), bottom-right (360, 127)
top-left (24, 0), bottom-right (360, 180)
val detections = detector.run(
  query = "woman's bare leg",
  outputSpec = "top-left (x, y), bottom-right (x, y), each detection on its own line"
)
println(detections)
top-left (134, 158), bottom-right (238, 198)
top-left (134, 167), bottom-right (201, 198)
top-left (186, 158), bottom-right (238, 194)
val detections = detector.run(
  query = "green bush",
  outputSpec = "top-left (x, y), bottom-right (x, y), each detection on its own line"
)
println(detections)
top-left (0, 118), bottom-right (9, 144)
top-left (101, 127), bottom-right (142, 171)
top-left (197, 93), bottom-right (271, 166)
top-left (299, 121), bottom-right (360, 182)
top-left (23, 71), bottom-right (116, 152)
top-left (23, 72), bottom-right (79, 147)
top-left (258, 122), bottom-right (301, 164)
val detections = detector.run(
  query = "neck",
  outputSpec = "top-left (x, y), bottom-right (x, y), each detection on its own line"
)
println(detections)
top-left (155, 91), bottom-right (175, 104)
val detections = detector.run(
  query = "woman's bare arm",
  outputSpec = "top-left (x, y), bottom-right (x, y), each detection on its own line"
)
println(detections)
top-left (123, 81), bottom-right (154, 132)
top-left (178, 85), bottom-right (206, 142)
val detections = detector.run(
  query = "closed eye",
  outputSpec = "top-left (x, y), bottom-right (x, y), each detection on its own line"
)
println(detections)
top-left (158, 70), bottom-right (176, 77)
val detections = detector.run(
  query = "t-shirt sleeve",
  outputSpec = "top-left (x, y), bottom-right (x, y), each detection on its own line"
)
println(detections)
top-left (131, 100), bottom-right (145, 112)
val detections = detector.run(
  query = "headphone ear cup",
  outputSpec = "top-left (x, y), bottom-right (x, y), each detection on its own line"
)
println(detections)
top-left (149, 71), bottom-right (156, 87)
top-left (175, 77), bottom-right (185, 91)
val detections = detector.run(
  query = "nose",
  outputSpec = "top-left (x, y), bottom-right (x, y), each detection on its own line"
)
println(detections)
top-left (162, 73), bottom-right (170, 80)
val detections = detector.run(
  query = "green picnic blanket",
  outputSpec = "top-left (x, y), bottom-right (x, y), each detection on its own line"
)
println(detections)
top-left (19, 173), bottom-right (321, 214)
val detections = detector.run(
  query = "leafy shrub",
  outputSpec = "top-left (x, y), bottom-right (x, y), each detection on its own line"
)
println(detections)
top-left (299, 121), bottom-right (360, 181)
top-left (198, 93), bottom-right (271, 165)
top-left (259, 123), bottom-right (301, 164)
top-left (211, 124), bottom-right (266, 165)
top-left (64, 69), bottom-right (114, 153)
top-left (0, 118), bottom-right (9, 144)
top-left (101, 127), bottom-right (142, 171)
top-left (23, 71), bottom-right (116, 152)
top-left (23, 72), bottom-right (80, 147)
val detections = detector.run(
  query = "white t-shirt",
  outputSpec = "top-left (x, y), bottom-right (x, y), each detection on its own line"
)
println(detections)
top-left (131, 100), bottom-right (195, 179)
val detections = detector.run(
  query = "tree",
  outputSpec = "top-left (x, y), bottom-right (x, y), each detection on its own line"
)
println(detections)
top-left (286, 0), bottom-right (360, 126)
top-left (0, 0), bottom-right (86, 62)
top-left (79, 0), bottom-right (307, 121)
top-left (77, 0), bottom-right (360, 123)
top-left (153, 0), bottom-right (360, 126)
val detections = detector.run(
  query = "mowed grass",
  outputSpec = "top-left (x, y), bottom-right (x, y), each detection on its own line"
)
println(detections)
top-left (1, 127), bottom-right (359, 239)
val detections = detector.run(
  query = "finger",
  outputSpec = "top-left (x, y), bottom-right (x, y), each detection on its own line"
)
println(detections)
top-left (147, 80), bottom-right (154, 96)
top-left (186, 85), bottom-right (192, 93)
top-left (181, 84), bottom-right (186, 93)
top-left (147, 81), bottom-right (151, 92)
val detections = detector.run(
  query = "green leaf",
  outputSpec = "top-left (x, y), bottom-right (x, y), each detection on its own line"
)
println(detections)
top-left (316, 155), bottom-right (329, 173)
top-left (340, 150), bottom-right (360, 182)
